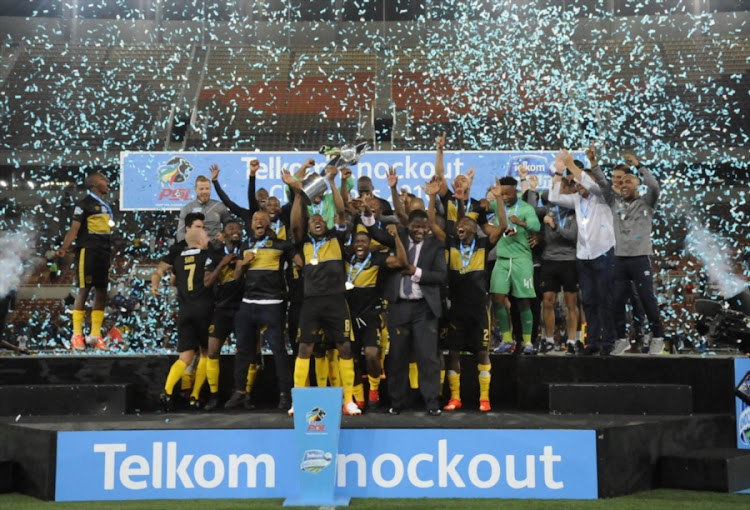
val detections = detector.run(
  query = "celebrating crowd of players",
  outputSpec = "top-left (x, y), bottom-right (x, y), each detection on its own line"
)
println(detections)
top-left (59, 134), bottom-right (666, 416)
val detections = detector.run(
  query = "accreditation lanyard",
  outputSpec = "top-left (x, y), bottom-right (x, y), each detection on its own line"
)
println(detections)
top-left (555, 206), bottom-right (568, 230)
top-left (224, 244), bottom-right (239, 255)
top-left (88, 192), bottom-right (114, 226)
top-left (503, 201), bottom-right (520, 225)
top-left (310, 236), bottom-right (326, 264)
top-left (250, 236), bottom-right (269, 253)
top-left (347, 252), bottom-right (372, 288)
top-left (579, 196), bottom-right (592, 224)
top-left (459, 238), bottom-right (476, 273)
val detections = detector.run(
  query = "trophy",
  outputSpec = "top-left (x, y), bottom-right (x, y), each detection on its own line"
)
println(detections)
top-left (319, 141), bottom-right (369, 169)
top-left (299, 142), bottom-right (370, 205)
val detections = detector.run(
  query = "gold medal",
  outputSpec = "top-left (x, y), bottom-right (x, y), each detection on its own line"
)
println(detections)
top-left (310, 258), bottom-right (319, 266)
top-left (108, 220), bottom-right (115, 227)
top-left (252, 248), bottom-right (259, 255)
top-left (460, 268), bottom-right (467, 274)
top-left (345, 281), bottom-right (355, 290)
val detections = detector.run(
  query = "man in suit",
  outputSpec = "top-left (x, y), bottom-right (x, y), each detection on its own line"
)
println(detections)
top-left (364, 209), bottom-right (447, 415)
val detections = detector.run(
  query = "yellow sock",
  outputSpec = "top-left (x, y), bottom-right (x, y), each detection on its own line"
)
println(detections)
top-left (339, 357), bottom-right (355, 404)
top-left (478, 363), bottom-right (491, 402)
top-left (440, 369), bottom-right (446, 397)
top-left (72, 309), bottom-right (85, 336)
top-left (90, 310), bottom-right (104, 338)
top-left (206, 358), bottom-right (220, 393)
top-left (180, 370), bottom-right (194, 391)
top-left (447, 371), bottom-right (461, 401)
top-left (314, 357), bottom-right (328, 387)
top-left (409, 362), bottom-right (419, 389)
top-left (191, 357), bottom-right (207, 400)
top-left (245, 364), bottom-right (258, 394)
top-left (353, 383), bottom-right (364, 403)
top-left (368, 375), bottom-right (380, 391)
top-left (294, 357), bottom-right (311, 388)
top-left (165, 359), bottom-right (188, 395)
top-left (327, 350), bottom-right (340, 387)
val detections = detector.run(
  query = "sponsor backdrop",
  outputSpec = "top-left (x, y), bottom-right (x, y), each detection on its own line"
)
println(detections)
top-left (119, 150), bottom-right (576, 211)
top-left (56, 428), bottom-right (597, 501)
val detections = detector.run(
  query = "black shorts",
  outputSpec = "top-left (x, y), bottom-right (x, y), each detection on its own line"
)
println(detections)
top-left (351, 309), bottom-right (382, 349)
top-left (177, 301), bottom-right (212, 353)
top-left (539, 260), bottom-right (579, 294)
top-left (446, 303), bottom-right (491, 353)
top-left (76, 248), bottom-right (110, 289)
top-left (298, 294), bottom-right (352, 345)
top-left (209, 307), bottom-right (237, 340)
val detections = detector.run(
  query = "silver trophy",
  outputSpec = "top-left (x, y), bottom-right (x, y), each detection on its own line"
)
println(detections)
top-left (300, 142), bottom-right (369, 204)
top-left (319, 141), bottom-right (369, 169)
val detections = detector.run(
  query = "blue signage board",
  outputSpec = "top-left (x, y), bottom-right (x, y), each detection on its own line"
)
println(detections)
top-left (735, 358), bottom-right (750, 449)
top-left (55, 428), bottom-right (597, 501)
top-left (120, 150), bottom-right (578, 211)
top-left (285, 387), bottom-right (348, 506)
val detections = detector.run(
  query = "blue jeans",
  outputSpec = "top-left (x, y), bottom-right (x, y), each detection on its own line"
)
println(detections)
top-left (577, 248), bottom-right (616, 347)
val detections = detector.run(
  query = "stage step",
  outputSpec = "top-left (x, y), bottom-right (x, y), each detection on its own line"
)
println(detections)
top-left (0, 460), bottom-right (13, 494)
top-left (0, 384), bottom-right (132, 416)
top-left (547, 383), bottom-right (693, 415)
top-left (659, 448), bottom-right (750, 492)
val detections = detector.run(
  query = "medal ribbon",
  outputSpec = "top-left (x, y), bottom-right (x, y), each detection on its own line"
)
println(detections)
top-left (348, 252), bottom-right (372, 286)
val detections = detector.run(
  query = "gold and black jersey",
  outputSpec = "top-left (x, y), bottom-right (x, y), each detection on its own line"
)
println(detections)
top-left (440, 190), bottom-right (485, 233)
top-left (173, 247), bottom-right (214, 305)
top-left (271, 221), bottom-right (288, 241)
top-left (240, 237), bottom-right (296, 301)
top-left (344, 251), bottom-right (387, 315)
top-left (447, 235), bottom-right (490, 306)
top-left (72, 194), bottom-right (112, 252)
top-left (206, 246), bottom-right (243, 310)
top-left (302, 233), bottom-right (346, 298)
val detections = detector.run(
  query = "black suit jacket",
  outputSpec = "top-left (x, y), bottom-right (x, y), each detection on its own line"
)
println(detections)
top-left (373, 226), bottom-right (447, 319)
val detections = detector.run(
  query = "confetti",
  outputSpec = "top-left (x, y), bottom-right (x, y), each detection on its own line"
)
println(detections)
top-left (0, 1), bottom-right (747, 354)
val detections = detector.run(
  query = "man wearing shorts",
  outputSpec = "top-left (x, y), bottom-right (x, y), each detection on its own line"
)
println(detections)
top-left (491, 176), bottom-right (541, 354)
top-left (56, 172), bottom-right (113, 351)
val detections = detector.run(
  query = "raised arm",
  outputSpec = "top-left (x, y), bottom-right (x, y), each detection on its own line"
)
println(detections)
top-left (211, 164), bottom-right (248, 218)
top-left (482, 178), bottom-right (508, 244)
top-left (435, 132), bottom-right (449, 198)
top-left (425, 179), bottom-right (446, 242)
top-left (326, 165), bottom-right (345, 217)
top-left (283, 169), bottom-right (306, 243)
top-left (246, 159), bottom-right (260, 215)
top-left (518, 163), bottom-right (529, 194)
top-left (387, 166), bottom-right (408, 226)
top-left (624, 153), bottom-right (660, 208)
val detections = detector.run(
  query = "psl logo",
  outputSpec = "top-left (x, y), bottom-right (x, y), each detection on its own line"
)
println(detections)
top-left (306, 407), bottom-right (327, 433)
top-left (157, 156), bottom-right (194, 201)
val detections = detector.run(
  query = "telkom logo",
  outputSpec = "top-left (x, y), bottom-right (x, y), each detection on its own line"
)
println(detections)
top-left (94, 442), bottom-right (275, 490)
top-left (337, 440), bottom-right (563, 490)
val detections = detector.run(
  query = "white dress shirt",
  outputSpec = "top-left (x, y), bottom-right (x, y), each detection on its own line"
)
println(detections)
top-left (548, 172), bottom-right (615, 260)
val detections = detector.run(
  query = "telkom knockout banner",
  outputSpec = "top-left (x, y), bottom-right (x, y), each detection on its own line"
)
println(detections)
top-left (119, 150), bottom-right (566, 211)
top-left (55, 428), bottom-right (597, 501)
